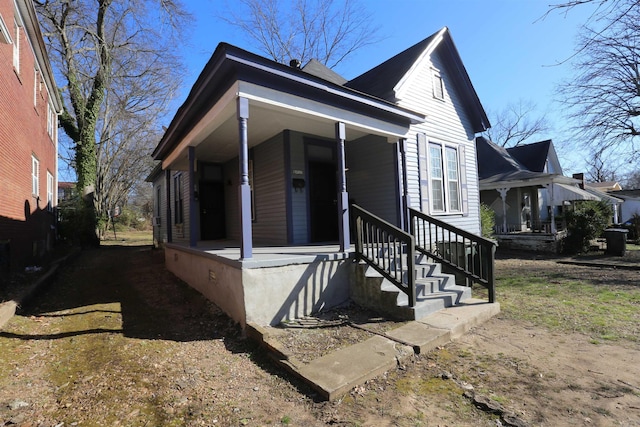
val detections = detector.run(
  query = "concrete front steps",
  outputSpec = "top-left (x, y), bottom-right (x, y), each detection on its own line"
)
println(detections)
top-left (248, 298), bottom-right (500, 401)
top-left (352, 256), bottom-right (472, 321)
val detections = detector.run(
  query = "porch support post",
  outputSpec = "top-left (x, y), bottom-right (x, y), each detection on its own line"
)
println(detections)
top-left (336, 122), bottom-right (350, 251)
top-left (548, 184), bottom-right (557, 234)
top-left (399, 138), bottom-right (410, 232)
top-left (165, 168), bottom-right (173, 243)
top-left (188, 146), bottom-right (197, 247)
top-left (497, 188), bottom-right (509, 233)
top-left (238, 97), bottom-right (253, 259)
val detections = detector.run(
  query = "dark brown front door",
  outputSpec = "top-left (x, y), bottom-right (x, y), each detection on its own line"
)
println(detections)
top-left (199, 181), bottom-right (226, 240)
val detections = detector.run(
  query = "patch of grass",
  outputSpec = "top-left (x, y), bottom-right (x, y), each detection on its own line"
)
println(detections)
top-left (497, 269), bottom-right (640, 343)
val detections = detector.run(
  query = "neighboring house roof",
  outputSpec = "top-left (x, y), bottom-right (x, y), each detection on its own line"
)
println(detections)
top-left (583, 185), bottom-right (624, 204)
top-left (476, 136), bottom-right (578, 190)
top-left (609, 189), bottom-right (640, 199)
top-left (58, 182), bottom-right (76, 189)
top-left (506, 140), bottom-right (561, 174)
top-left (345, 27), bottom-right (489, 133)
top-left (587, 181), bottom-right (623, 192)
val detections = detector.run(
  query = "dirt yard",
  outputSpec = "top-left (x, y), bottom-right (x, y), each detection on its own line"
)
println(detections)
top-left (0, 242), bottom-right (639, 426)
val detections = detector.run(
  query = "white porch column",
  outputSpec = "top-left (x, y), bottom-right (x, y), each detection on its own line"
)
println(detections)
top-left (548, 184), bottom-right (557, 234)
top-left (238, 97), bottom-right (253, 259)
top-left (497, 188), bottom-right (509, 233)
top-left (336, 122), bottom-right (350, 251)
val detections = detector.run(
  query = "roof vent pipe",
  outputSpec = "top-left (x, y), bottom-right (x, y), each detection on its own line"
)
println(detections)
top-left (289, 59), bottom-right (301, 69)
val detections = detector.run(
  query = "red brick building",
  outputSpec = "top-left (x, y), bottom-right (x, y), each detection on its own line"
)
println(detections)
top-left (0, 0), bottom-right (62, 274)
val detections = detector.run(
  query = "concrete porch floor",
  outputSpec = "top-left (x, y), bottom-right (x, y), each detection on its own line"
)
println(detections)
top-left (167, 241), bottom-right (354, 269)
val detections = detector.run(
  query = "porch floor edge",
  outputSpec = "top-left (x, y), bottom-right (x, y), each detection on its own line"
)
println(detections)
top-left (165, 242), bottom-right (354, 269)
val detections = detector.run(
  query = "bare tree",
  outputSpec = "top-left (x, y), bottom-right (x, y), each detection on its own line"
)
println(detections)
top-left (483, 100), bottom-right (549, 147)
top-left (221, 0), bottom-right (381, 69)
top-left (584, 148), bottom-right (619, 182)
top-left (556, 0), bottom-right (640, 161)
top-left (35, 0), bottom-right (189, 242)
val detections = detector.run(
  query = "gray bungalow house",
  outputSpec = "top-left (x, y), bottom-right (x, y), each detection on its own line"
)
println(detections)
top-left (149, 27), bottom-right (494, 328)
top-left (477, 137), bottom-right (601, 252)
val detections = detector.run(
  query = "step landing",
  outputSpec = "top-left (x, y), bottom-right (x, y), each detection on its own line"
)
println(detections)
top-left (247, 298), bottom-right (500, 401)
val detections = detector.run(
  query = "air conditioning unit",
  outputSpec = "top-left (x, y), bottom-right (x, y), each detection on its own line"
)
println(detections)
top-left (153, 217), bottom-right (161, 226)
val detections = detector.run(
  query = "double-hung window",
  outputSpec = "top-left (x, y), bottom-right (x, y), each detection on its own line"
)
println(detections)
top-left (429, 143), bottom-right (461, 213)
top-left (31, 155), bottom-right (39, 196)
top-left (174, 174), bottom-right (183, 224)
top-left (47, 171), bottom-right (54, 211)
top-left (13, 19), bottom-right (19, 73)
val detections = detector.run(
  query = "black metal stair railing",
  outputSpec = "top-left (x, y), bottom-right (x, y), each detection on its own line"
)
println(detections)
top-left (409, 208), bottom-right (496, 303)
top-left (352, 204), bottom-right (416, 307)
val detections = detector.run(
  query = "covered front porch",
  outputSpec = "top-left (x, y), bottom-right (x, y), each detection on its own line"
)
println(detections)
top-left (480, 175), bottom-right (599, 253)
top-left (151, 44), bottom-right (425, 326)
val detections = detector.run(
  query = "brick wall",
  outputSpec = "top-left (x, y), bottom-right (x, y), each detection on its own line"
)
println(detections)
top-left (0, 0), bottom-right (58, 273)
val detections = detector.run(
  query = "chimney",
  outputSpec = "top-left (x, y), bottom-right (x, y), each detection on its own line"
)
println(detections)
top-left (289, 59), bottom-right (301, 69)
top-left (572, 173), bottom-right (585, 189)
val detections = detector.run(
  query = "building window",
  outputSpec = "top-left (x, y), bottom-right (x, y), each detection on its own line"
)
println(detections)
top-left (32, 155), bottom-right (39, 196)
top-left (13, 19), bottom-right (19, 73)
top-left (174, 174), bottom-right (183, 224)
top-left (34, 68), bottom-right (38, 106)
top-left (432, 71), bottom-right (444, 100)
top-left (428, 143), bottom-right (461, 213)
top-left (47, 171), bottom-right (54, 211)
top-left (47, 103), bottom-right (56, 140)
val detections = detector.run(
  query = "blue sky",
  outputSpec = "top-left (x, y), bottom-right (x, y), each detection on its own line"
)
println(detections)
top-left (176, 0), bottom-right (596, 173)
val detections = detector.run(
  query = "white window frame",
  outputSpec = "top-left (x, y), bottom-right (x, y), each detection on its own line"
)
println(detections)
top-left (47, 171), bottom-right (54, 211)
top-left (432, 70), bottom-right (444, 100)
top-left (47, 102), bottom-right (56, 140)
top-left (33, 68), bottom-right (38, 106)
top-left (13, 18), bottom-right (20, 73)
top-left (31, 155), bottom-right (39, 196)
top-left (428, 142), bottom-right (462, 214)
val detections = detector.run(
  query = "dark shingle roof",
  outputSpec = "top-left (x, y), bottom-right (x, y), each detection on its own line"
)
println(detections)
top-left (345, 27), bottom-right (489, 133)
top-left (506, 140), bottom-right (551, 173)
top-left (345, 33), bottom-right (438, 101)
top-left (476, 136), bottom-right (528, 180)
top-left (301, 59), bottom-right (347, 85)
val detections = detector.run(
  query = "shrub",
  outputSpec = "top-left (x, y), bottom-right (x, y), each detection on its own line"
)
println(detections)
top-left (480, 203), bottom-right (495, 238)
top-left (563, 200), bottom-right (612, 254)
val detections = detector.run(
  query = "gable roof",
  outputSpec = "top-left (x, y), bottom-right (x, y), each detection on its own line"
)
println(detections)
top-left (476, 136), bottom-right (576, 189)
top-left (507, 140), bottom-right (552, 173)
top-left (345, 27), bottom-right (490, 133)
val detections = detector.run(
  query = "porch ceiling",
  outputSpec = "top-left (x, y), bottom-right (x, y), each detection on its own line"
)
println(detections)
top-left (163, 82), bottom-right (416, 171)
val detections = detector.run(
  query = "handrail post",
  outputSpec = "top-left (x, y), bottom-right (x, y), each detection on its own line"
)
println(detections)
top-left (487, 243), bottom-right (496, 303)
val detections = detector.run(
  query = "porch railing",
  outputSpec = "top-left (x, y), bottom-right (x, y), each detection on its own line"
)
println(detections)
top-left (409, 208), bottom-right (496, 303)
top-left (494, 220), bottom-right (565, 234)
top-left (352, 204), bottom-right (416, 307)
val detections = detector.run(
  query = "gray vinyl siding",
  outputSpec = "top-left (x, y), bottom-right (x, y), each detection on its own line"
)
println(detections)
top-left (397, 49), bottom-right (481, 235)
top-left (346, 135), bottom-right (399, 225)
top-left (152, 177), bottom-right (167, 245)
top-left (288, 131), bottom-right (308, 244)
top-left (170, 170), bottom-right (190, 244)
top-left (252, 134), bottom-right (287, 245)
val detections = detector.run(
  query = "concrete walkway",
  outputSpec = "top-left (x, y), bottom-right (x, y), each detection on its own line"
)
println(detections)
top-left (248, 298), bottom-right (500, 401)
